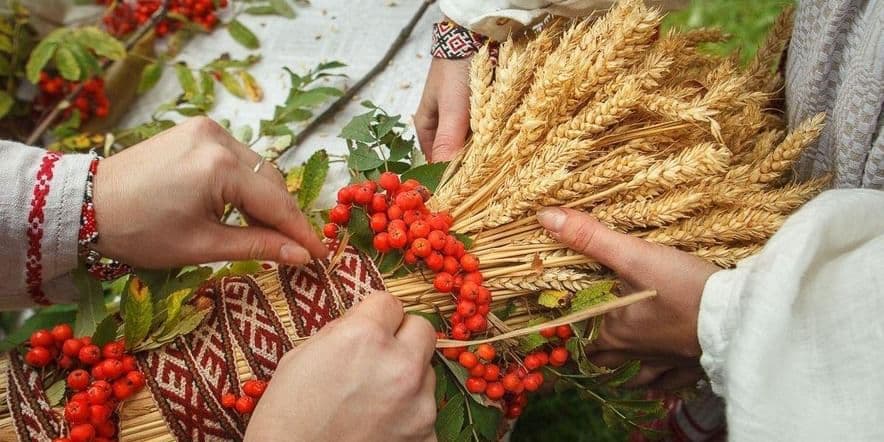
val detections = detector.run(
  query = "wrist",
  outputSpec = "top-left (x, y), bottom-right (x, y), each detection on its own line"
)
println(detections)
top-left (431, 20), bottom-right (495, 60)
top-left (79, 153), bottom-right (131, 280)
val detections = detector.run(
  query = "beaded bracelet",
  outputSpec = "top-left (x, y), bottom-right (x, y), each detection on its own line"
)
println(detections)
top-left (78, 153), bottom-right (132, 281)
top-left (431, 20), bottom-right (490, 59)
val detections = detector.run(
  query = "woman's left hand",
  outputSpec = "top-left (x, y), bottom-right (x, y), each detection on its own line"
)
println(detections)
top-left (537, 207), bottom-right (720, 389)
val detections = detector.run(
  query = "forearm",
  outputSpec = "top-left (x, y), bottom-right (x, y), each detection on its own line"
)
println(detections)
top-left (698, 189), bottom-right (884, 440)
top-left (0, 141), bottom-right (91, 308)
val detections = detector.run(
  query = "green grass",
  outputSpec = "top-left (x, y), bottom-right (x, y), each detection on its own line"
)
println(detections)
top-left (510, 1), bottom-right (791, 440)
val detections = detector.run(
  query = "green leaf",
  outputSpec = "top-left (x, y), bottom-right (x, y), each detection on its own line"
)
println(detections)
top-left (298, 150), bottom-right (329, 209)
top-left (219, 70), bottom-right (245, 98)
top-left (122, 276), bottom-right (154, 349)
top-left (434, 363), bottom-right (448, 403)
top-left (245, 5), bottom-right (277, 15)
top-left (348, 144), bottom-right (384, 171)
top-left (387, 135), bottom-right (414, 162)
top-left (570, 280), bottom-right (617, 313)
top-left (26, 40), bottom-right (57, 83)
top-left (154, 306), bottom-right (210, 343)
top-left (45, 380), bottom-right (66, 406)
top-left (518, 332), bottom-right (549, 353)
top-left (435, 394), bottom-right (465, 442)
top-left (137, 62), bottom-right (163, 95)
top-left (54, 46), bottom-right (81, 80)
top-left (347, 208), bottom-right (374, 254)
top-left (91, 315), bottom-right (119, 347)
top-left (76, 27), bottom-right (126, 60)
top-left (339, 110), bottom-right (375, 143)
top-left (451, 232), bottom-right (474, 249)
top-left (491, 300), bottom-right (516, 321)
top-left (73, 267), bottom-right (108, 338)
top-left (467, 396), bottom-right (502, 440)
top-left (175, 63), bottom-right (198, 100)
top-left (214, 260), bottom-right (262, 278)
top-left (0, 90), bottom-right (14, 119)
top-left (159, 288), bottom-right (192, 334)
top-left (605, 360), bottom-right (642, 387)
top-left (400, 162), bottom-right (449, 193)
top-left (269, 0), bottom-right (296, 18)
top-left (409, 310), bottom-right (443, 331)
top-left (374, 114), bottom-right (401, 139)
top-left (537, 290), bottom-right (571, 309)
top-left (234, 125), bottom-right (253, 144)
top-left (376, 250), bottom-right (403, 274)
top-left (228, 19), bottom-right (260, 49)
top-left (0, 305), bottom-right (77, 352)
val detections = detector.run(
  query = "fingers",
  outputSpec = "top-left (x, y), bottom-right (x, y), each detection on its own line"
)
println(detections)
top-left (200, 224), bottom-right (313, 265)
top-left (431, 93), bottom-right (470, 162)
top-left (622, 364), bottom-right (671, 389)
top-left (649, 366), bottom-right (704, 390)
top-left (349, 291), bottom-right (405, 335)
top-left (396, 314), bottom-right (437, 365)
top-left (227, 161), bottom-right (328, 258)
top-left (415, 95), bottom-right (439, 161)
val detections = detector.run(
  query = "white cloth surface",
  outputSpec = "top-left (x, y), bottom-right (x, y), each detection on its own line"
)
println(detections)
top-left (699, 189), bottom-right (884, 441)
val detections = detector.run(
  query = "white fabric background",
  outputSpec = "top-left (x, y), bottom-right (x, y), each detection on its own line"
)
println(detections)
top-left (119, 0), bottom-right (443, 209)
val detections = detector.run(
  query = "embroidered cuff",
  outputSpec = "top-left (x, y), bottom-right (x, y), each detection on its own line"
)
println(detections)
top-left (431, 21), bottom-right (489, 59)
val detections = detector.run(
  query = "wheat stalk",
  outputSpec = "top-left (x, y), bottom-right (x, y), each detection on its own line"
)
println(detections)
top-left (644, 207), bottom-right (786, 248)
top-left (592, 189), bottom-right (711, 230)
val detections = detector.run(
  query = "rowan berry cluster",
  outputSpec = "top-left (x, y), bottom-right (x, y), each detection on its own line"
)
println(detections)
top-left (36, 74), bottom-right (110, 121)
top-left (328, 172), bottom-right (572, 419)
top-left (23, 324), bottom-right (146, 442)
top-left (221, 379), bottom-right (268, 415)
top-left (98, 0), bottom-right (228, 37)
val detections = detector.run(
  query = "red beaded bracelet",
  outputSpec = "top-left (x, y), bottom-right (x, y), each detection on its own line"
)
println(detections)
top-left (78, 154), bottom-right (132, 281)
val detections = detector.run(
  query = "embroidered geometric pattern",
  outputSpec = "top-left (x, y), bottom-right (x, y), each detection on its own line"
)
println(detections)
top-left (25, 151), bottom-right (62, 306)
top-left (6, 349), bottom-right (64, 441)
top-left (431, 21), bottom-right (488, 59)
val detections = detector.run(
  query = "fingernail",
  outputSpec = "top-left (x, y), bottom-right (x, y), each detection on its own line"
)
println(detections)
top-left (280, 244), bottom-right (310, 265)
top-left (537, 208), bottom-right (567, 232)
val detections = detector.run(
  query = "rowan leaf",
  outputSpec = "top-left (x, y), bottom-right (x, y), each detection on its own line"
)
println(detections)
top-left (137, 61), bottom-right (163, 95)
top-left (570, 280), bottom-right (617, 313)
top-left (75, 27), bottom-right (125, 60)
top-left (155, 306), bottom-right (211, 343)
top-left (122, 276), bottom-right (154, 349)
top-left (0, 305), bottom-right (76, 352)
top-left (239, 71), bottom-right (263, 101)
top-left (73, 267), bottom-right (108, 338)
top-left (400, 162), bottom-right (449, 193)
top-left (286, 165), bottom-right (305, 193)
top-left (26, 40), bottom-right (57, 83)
top-left (339, 110), bottom-right (375, 143)
top-left (91, 315), bottom-right (119, 347)
top-left (219, 70), bottom-right (245, 98)
top-left (228, 19), bottom-right (259, 49)
top-left (45, 380), bottom-right (66, 406)
top-left (537, 290), bottom-right (572, 309)
top-left (347, 208), bottom-right (374, 254)
top-left (435, 394), bottom-right (465, 442)
top-left (0, 90), bottom-right (13, 119)
top-left (467, 398), bottom-right (502, 441)
top-left (269, 0), bottom-right (296, 18)
top-left (245, 5), bottom-right (277, 15)
top-left (298, 149), bottom-right (329, 209)
top-left (53, 46), bottom-right (81, 80)
top-left (348, 144), bottom-right (384, 171)
top-left (174, 63), bottom-right (198, 100)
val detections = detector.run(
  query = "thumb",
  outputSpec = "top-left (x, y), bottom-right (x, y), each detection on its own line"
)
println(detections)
top-left (431, 99), bottom-right (469, 162)
top-left (200, 224), bottom-right (314, 266)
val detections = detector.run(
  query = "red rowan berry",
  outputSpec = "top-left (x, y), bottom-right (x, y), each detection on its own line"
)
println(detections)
top-left (462, 272), bottom-right (483, 285)
top-left (112, 378), bottom-right (135, 400)
top-left (323, 223), bottom-right (338, 239)
top-left (450, 323), bottom-right (470, 340)
top-left (70, 392), bottom-right (89, 404)
top-left (408, 220), bottom-right (430, 239)
top-left (362, 180), bottom-right (377, 193)
top-left (427, 214), bottom-right (450, 233)
top-left (483, 364), bottom-right (501, 382)
top-left (91, 364), bottom-right (108, 381)
top-left (411, 238), bottom-right (431, 258)
top-left (556, 325), bottom-right (573, 340)
top-left (469, 363), bottom-right (486, 378)
top-left (402, 209), bottom-right (422, 225)
top-left (102, 341), bottom-right (125, 360)
top-left (52, 438), bottom-right (72, 442)
top-left (64, 400), bottom-right (91, 424)
top-left (460, 254), bottom-right (479, 272)
top-left (388, 219), bottom-right (407, 232)
top-left (476, 286), bottom-right (492, 305)
top-left (89, 404), bottom-right (112, 426)
top-left (539, 327), bottom-right (557, 339)
top-left (442, 256), bottom-right (459, 274)
top-left (87, 381), bottom-right (112, 405)
top-left (79, 345), bottom-right (101, 366)
top-left (221, 393), bottom-right (237, 409)
top-left (59, 355), bottom-right (75, 370)
top-left (69, 423), bottom-right (96, 442)
top-left (523, 372), bottom-right (544, 392)
top-left (428, 230), bottom-right (447, 250)
top-left (534, 351), bottom-right (549, 367)
top-left (50, 323), bottom-right (73, 343)
top-left (370, 193), bottom-right (387, 213)
top-left (125, 370), bottom-right (146, 389)
top-left (63, 338), bottom-right (84, 358)
top-left (388, 228), bottom-right (408, 249)
top-left (403, 249), bottom-right (417, 265)
top-left (456, 300), bottom-right (477, 317)
top-left (30, 329), bottom-right (54, 348)
top-left (414, 185), bottom-right (431, 202)
top-left (502, 373), bottom-right (522, 392)
top-left (524, 354), bottom-right (541, 371)
top-left (433, 273), bottom-right (454, 293)
top-left (549, 347), bottom-right (570, 367)
top-left (329, 204), bottom-right (351, 224)
top-left (450, 312), bottom-right (464, 325)
top-left (387, 204), bottom-right (403, 220)
top-left (67, 369), bottom-right (91, 391)
top-left (485, 382), bottom-right (505, 400)
top-left (370, 212), bottom-right (388, 232)
top-left (425, 252), bottom-right (444, 272)
top-left (242, 379), bottom-right (267, 398)
top-left (476, 344), bottom-right (496, 361)
top-left (337, 186), bottom-right (354, 204)
top-left (121, 355), bottom-right (138, 373)
top-left (458, 351), bottom-right (479, 369)
top-left (95, 420), bottom-right (116, 438)
top-left (458, 281), bottom-right (479, 301)
top-left (466, 377), bottom-right (487, 394)
top-left (399, 179), bottom-right (420, 192)
top-left (25, 346), bottom-right (52, 367)
top-left (465, 315), bottom-right (487, 332)
top-left (80, 336), bottom-right (92, 346)
top-left (441, 346), bottom-right (465, 360)
top-left (477, 304), bottom-right (490, 316)
top-left (235, 395), bottom-right (256, 414)
top-left (506, 404), bottom-right (524, 418)
top-left (372, 233), bottom-right (391, 253)
top-left (378, 171), bottom-right (400, 192)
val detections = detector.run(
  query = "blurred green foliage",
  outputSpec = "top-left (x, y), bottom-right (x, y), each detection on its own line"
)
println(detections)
top-left (511, 0), bottom-right (791, 440)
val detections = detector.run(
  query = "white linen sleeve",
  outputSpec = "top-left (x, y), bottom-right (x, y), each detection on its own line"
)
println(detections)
top-left (697, 189), bottom-right (884, 441)
top-left (0, 140), bottom-right (89, 308)
top-left (439, 0), bottom-right (688, 41)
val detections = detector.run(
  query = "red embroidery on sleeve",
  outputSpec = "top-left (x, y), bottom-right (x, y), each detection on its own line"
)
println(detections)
top-left (25, 152), bottom-right (62, 305)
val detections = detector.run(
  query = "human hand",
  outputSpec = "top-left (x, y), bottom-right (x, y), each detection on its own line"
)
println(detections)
top-left (537, 208), bottom-right (720, 389)
top-left (415, 57), bottom-right (471, 162)
top-left (245, 291), bottom-right (438, 442)
top-left (92, 117), bottom-right (327, 268)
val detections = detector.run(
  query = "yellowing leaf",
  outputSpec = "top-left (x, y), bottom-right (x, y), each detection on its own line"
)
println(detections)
top-left (286, 166), bottom-right (305, 193)
top-left (122, 276), bottom-right (154, 349)
top-left (240, 70), bottom-right (263, 101)
top-left (570, 280), bottom-right (618, 313)
top-left (75, 27), bottom-right (126, 60)
top-left (537, 290), bottom-right (572, 309)
top-left (219, 70), bottom-right (245, 98)
top-left (298, 150), bottom-right (329, 209)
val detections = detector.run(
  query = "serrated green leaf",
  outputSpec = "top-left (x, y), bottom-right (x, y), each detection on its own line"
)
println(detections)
top-left (0, 91), bottom-right (13, 119)
top-left (339, 110), bottom-right (375, 143)
top-left (287, 86), bottom-right (341, 108)
top-left (45, 380), bottom-right (66, 406)
top-left (348, 145), bottom-right (384, 171)
top-left (605, 360), bottom-right (642, 387)
top-left (228, 19), bottom-right (260, 49)
top-left (286, 165), bottom-right (305, 193)
top-left (91, 315), bottom-right (119, 347)
top-left (155, 306), bottom-right (210, 343)
top-left (347, 208), bottom-right (374, 254)
top-left (269, 0), bottom-right (296, 18)
top-left (66, 42), bottom-right (101, 78)
top-left (73, 267), bottom-right (108, 338)
top-left (400, 162), bottom-right (449, 193)
top-left (214, 260), bottom-right (263, 278)
top-left (570, 280), bottom-right (617, 313)
top-left (439, 355), bottom-right (497, 407)
top-left (518, 332), bottom-right (549, 352)
top-left (435, 395), bottom-right (465, 442)
top-left (467, 396), bottom-right (502, 440)
top-left (26, 40), bottom-right (57, 83)
top-left (491, 300), bottom-right (516, 321)
top-left (376, 250), bottom-right (403, 274)
top-left (298, 150), bottom-right (329, 209)
top-left (537, 290), bottom-right (571, 309)
top-left (175, 63), bottom-right (198, 100)
top-left (386, 161), bottom-right (411, 174)
top-left (122, 276), bottom-right (153, 349)
top-left (0, 305), bottom-right (77, 352)
top-left (76, 27), bottom-right (125, 60)
top-left (219, 70), bottom-right (245, 98)
top-left (160, 288), bottom-right (192, 334)
top-left (374, 114), bottom-right (401, 139)
top-left (53, 46), bottom-right (80, 80)
top-left (387, 135), bottom-right (413, 162)
top-left (434, 363), bottom-right (448, 403)
top-left (137, 62), bottom-right (163, 95)
top-left (451, 232), bottom-right (474, 249)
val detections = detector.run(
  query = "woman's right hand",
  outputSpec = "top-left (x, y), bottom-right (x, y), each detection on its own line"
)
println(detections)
top-left (415, 56), bottom-right (472, 163)
top-left (245, 291), bottom-right (438, 442)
